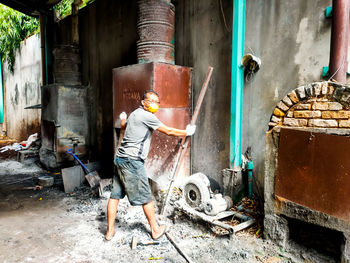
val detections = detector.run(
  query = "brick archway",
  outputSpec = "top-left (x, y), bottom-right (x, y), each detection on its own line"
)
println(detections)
top-left (268, 81), bottom-right (350, 130)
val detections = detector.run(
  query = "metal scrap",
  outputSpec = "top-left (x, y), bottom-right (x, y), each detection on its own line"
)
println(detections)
top-left (175, 198), bottom-right (256, 235)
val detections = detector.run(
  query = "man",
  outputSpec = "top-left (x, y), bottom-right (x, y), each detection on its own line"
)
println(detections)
top-left (105, 90), bottom-right (196, 241)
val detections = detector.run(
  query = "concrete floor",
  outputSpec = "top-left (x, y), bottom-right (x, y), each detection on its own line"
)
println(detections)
top-left (0, 182), bottom-right (339, 263)
top-left (0, 148), bottom-right (339, 263)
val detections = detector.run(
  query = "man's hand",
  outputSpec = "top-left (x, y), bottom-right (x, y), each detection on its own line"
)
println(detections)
top-left (118, 112), bottom-right (127, 129)
top-left (119, 112), bottom-right (127, 120)
top-left (185, 124), bottom-right (196, 136)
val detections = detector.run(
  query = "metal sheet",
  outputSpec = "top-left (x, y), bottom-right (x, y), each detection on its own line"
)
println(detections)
top-left (113, 62), bottom-right (192, 188)
top-left (146, 108), bottom-right (190, 184)
top-left (275, 128), bottom-right (350, 222)
top-left (155, 108), bottom-right (189, 128)
top-left (153, 63), bottom-right (191, 108)
top-left (113, 62), bottom-right (192, 126)
top-left (41, 120), bottom-right (55, 150)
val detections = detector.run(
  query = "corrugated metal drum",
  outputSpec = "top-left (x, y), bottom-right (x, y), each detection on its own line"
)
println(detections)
top-left (137, 0), bottom-right (174, 25)
top-left (137, 41), bottom-right (174, 64)
top-left (137, 21), bottom-right (174, 43)
top-left (137, 0), bottom-right (175, 64)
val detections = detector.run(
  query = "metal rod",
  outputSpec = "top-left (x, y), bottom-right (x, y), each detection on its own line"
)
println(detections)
top-left (160, 66), bottom-right (213, 215)
top-left (165, 232), bottom-right (195, 263)
top-left (190, 67), bottom-right (214, 126)
top-left (247, 161), bottom-right (253, 199)
top-left (231, 219), bottom-right (256, 233)
top-left (329, 0), bottom-right (349, 83)
top-left (232, 211), bottom-right (251, 222)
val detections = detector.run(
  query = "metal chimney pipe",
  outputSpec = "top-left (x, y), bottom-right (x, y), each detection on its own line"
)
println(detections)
top-left (329, 0), bottom-right (349, 84)
top-left (137, 0), bottom-right (175, 64)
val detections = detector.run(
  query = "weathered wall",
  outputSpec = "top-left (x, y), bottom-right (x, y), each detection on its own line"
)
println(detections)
top-left (3, 34), bottom-right (42, 140)
top-left (242, 0), bottom-right (345, 192)
top-left (176, 0), bottom-right (349, 193)
top-left (175, 0), bottom-right (233, 189)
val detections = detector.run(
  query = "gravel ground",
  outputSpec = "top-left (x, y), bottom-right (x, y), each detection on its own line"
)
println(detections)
top-left (0, 182), bottom-right (338, 263)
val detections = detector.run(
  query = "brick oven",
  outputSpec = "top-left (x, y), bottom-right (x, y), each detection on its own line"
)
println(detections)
top-left (265, 81), bottom-right (350, 261)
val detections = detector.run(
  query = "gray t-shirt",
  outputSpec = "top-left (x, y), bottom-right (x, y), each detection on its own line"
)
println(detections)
top-left (117, 107), bottom-right (163, 160)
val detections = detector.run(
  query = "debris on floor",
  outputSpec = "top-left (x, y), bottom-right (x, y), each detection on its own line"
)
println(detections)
top-left (0, 133), bottom-right (38, 152)
top-left (231, 197), bottom-right (264, 238)
top-left (0, 151), bottom-right (339, 263)
top-left (0, 134), bottom-right (40, 162)
top-left (0, 181), bottom-right (339, 262)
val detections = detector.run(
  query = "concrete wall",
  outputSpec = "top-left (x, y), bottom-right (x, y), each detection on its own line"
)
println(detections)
top-left (169, 0), bottom-right (347, 192)
top-left (175, 0), bottom-right (233, 189)
top-left (3, 34), bottom-right (42, 140)
top-left (243, 0), bottom-right (341, 191)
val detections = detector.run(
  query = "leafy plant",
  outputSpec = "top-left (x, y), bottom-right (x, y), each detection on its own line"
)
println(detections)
top-left (54, 0), bottom-right (73, 20)
top-left (0, 4), bottom-right (39, 72)
top-left (54, 0), bottom-right (94, 20)
top-left (0, 0), bottom-right (93, 72)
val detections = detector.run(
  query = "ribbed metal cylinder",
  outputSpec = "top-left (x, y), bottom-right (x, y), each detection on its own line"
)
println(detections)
top-left (137, 0), bottom-right (175, 64)
top-left (137, 41), bottom-right (174, 64)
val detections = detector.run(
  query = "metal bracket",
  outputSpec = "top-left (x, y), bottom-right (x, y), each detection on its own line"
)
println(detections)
top-left (325, 6), bottom-right (332, 18)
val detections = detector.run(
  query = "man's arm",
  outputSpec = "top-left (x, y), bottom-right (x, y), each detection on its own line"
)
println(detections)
top-left (157, 124), bottom-right (196, 137)
top-left (157, 125), bottom-right (186, 136)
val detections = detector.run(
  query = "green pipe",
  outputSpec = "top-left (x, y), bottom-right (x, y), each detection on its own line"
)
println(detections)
top-left (247, 161), bottom-right (253, 198)
top-left (230, 0), bottom-right (246, 168)
top-left (0, 56), bottom-right (4, 124)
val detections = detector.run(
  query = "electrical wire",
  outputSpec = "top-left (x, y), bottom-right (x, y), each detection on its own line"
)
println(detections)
top-left (328, 55), bottom-right (345, 82)
top-left (220, 0), bottom-right (231, 33)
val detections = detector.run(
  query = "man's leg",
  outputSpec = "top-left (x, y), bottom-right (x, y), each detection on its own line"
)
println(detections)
top-left (142, 201), bottom-right (166, 239)
top-left (105, 198), bottom-right (119, 240)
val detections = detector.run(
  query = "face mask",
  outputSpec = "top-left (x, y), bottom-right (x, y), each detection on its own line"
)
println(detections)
top-left (147, 103), bottom-right (159, 113)
top-left (142, 101), bottom-right (159, 113)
